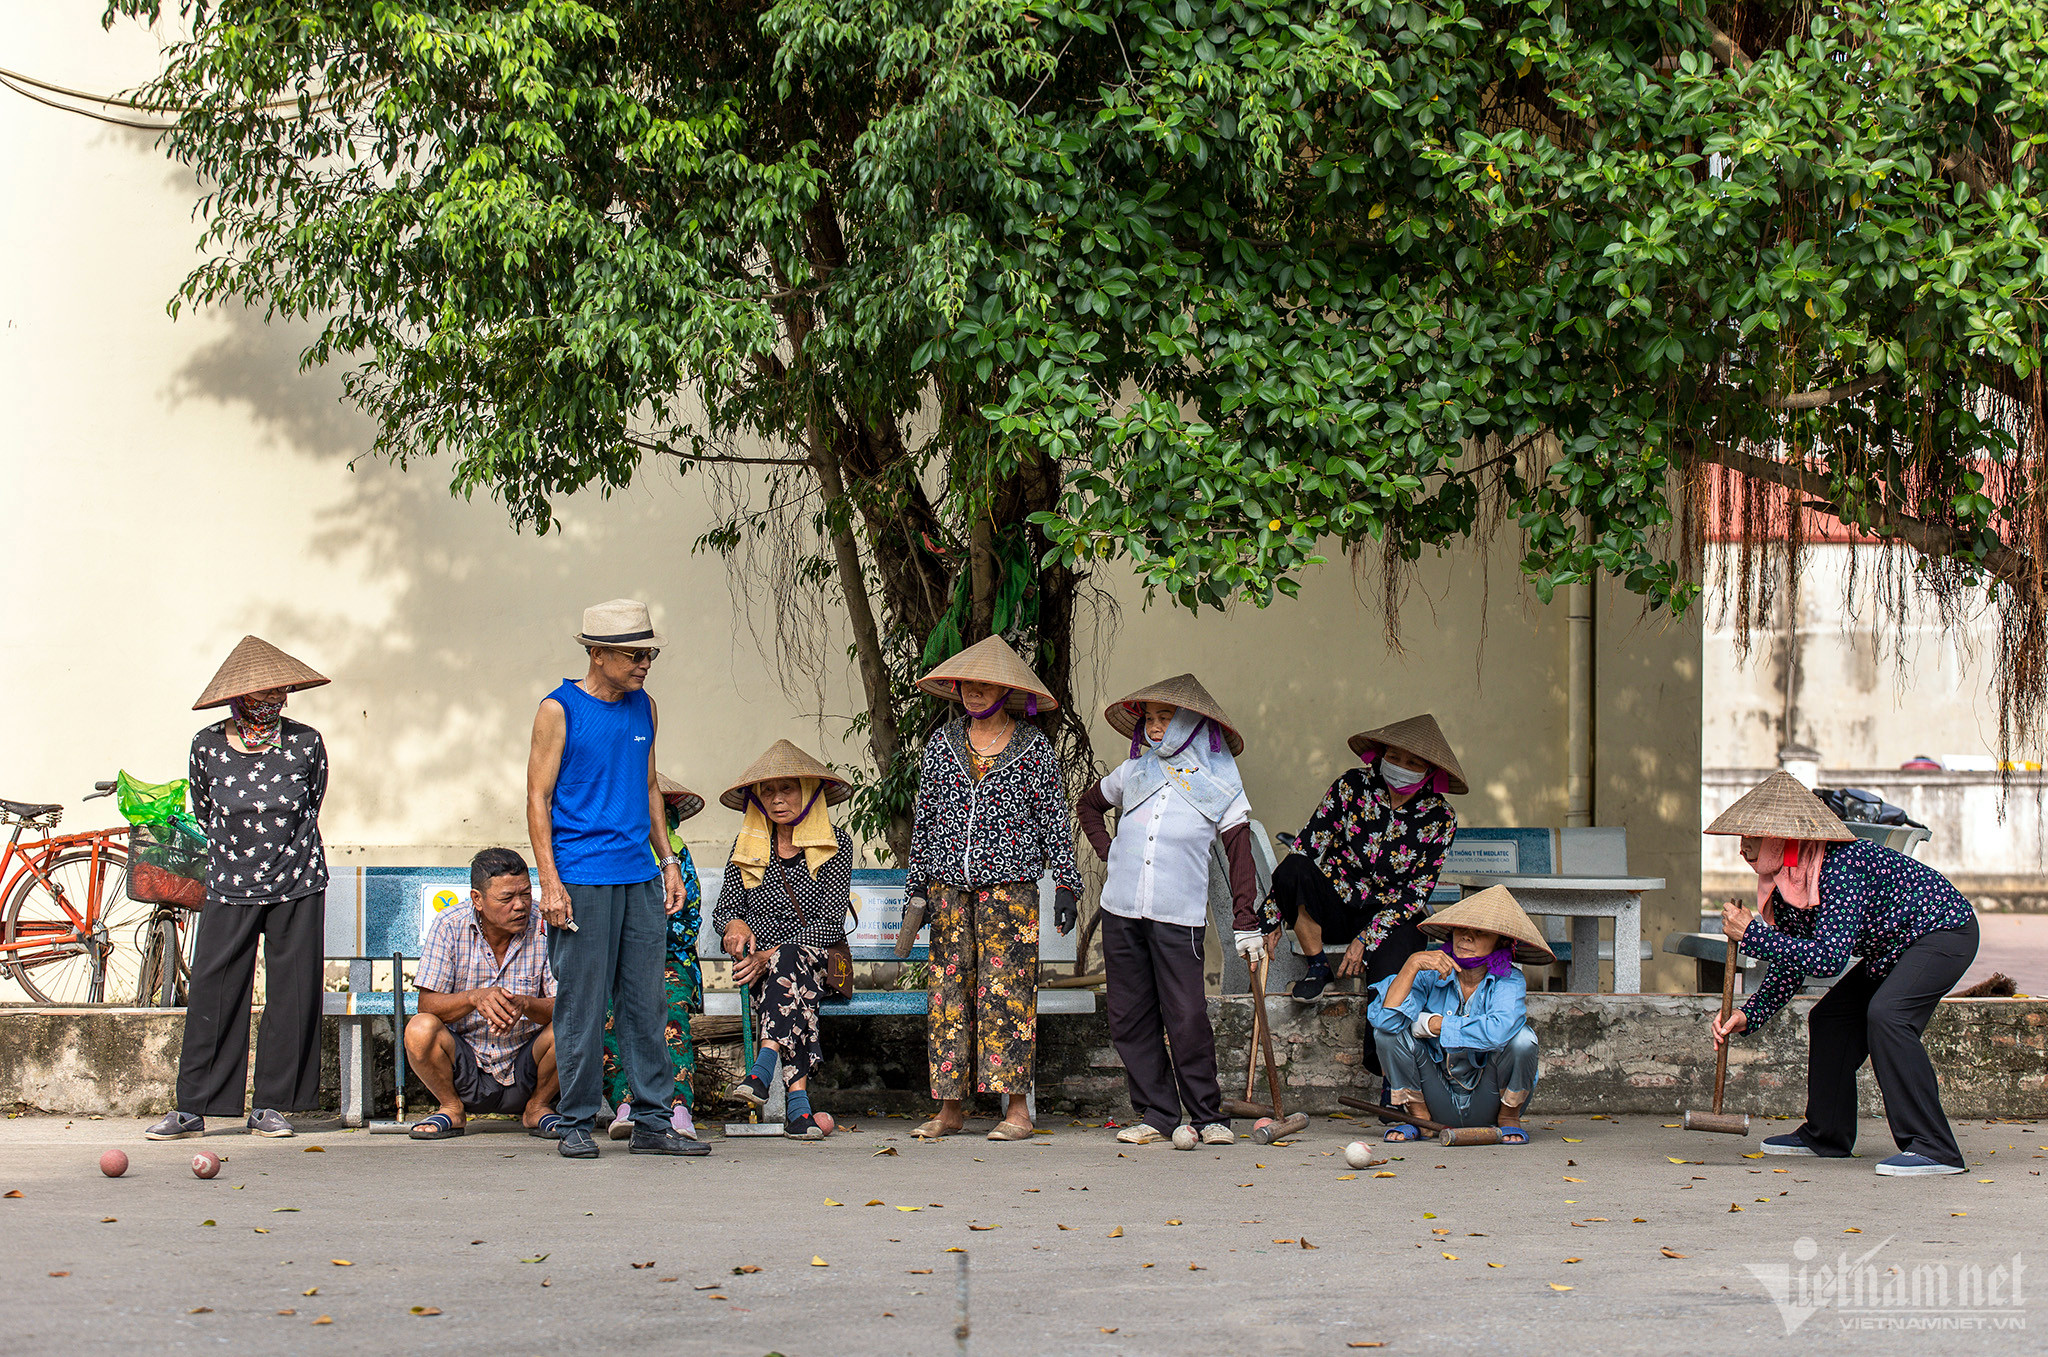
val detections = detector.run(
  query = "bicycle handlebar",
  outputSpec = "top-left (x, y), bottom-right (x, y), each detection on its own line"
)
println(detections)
top-left (84, 781), bottom-right (116, 801)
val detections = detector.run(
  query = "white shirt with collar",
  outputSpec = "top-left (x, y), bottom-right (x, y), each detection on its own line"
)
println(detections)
top-left (1096, 760), bottom-right (1251, 927)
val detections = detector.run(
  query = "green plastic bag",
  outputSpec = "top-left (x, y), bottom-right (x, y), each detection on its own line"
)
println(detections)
top-left (115, 772), bottom-right (186, 828)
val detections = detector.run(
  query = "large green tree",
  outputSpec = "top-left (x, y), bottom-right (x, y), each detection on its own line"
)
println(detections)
top-left (113, 0), bottom-right (2048, 839)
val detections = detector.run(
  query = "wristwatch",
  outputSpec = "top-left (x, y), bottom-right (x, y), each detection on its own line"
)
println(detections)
top-left (658, 854), bottom-right (681, 871)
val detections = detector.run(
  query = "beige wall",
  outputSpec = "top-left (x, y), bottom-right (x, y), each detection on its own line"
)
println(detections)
top-left (1, 4), bottom-right (1702, 991)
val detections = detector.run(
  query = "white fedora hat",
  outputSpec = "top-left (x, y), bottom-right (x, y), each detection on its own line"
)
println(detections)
top-left (573, 598), bottom-right (665, 649)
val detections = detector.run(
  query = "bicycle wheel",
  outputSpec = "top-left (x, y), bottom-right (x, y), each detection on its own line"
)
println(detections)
top-left (1, 846), bottom-right (138, 1004)
top-left (133, 909), bottom-right (196, 1007)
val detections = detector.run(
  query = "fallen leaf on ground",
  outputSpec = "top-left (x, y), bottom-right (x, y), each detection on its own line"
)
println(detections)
top-left (631, 1261), bottom-right (654, 1269)
top-left (3, 1191), bottom-right (21, 1198)
top-left (253, 1227), bottom-right (270, 1234)
top-left (520, 1255), bottom-right (550, 1264)
top-left (1952, 1212), bottom-right (1968, 1217)
top-left (1348, 1344), bottom-right (1385, 1350)
top-left (276, 1309), bottom-right (295, 1316)
top-left (968, 1224), bottom-right (999, 1231)
top-left (896, 1206), bottom-right (921, 1213)
top-left (302, 1288), bottom-right (319, 1297)
top-left (1374, 1171), bottom-right (1397, 1178)
top-left (303, 1147), bottom-right (324, 1153)
top-left (907, 1269), bottom-right (931, 1275)
top-left (1057, 1224), bottom-right (1071, 1231)
top-left (200, 1220), bottom-right (216, 1227)
top-left (1101, 1327), bottom-right (1118, 1334)
top-left (1108, 1226), bottom-right (1124, 1238)
top-left (944, 1247), bottom-right (964, 1254)
top-left (1661, 1248), bottom-right (1687, 1258)
top-left (873, 1147), bottom-right (898, 1156)
top-left (273, 1208), bottom-right (300, 1213)
top-left (1549, 1284), bottom-right (1573, 1292)
top-left (1336, 1174), bottom-right (1356, 1180)
top-left (657, 1277), bottom-right (677, 1283)
top-left (1442, 1253), bottom-right (1459, 1261)
top-left (1562, 1138), bottom-right (1583, 1143)
top-left (1633, 1218), bottom-right (1647, 1223)
top-left (1487, 1263), bottom-right (1504, 1268)
top-left (331, 1260), bottom-right (353, 1267)
top-left (101, 1217), bottom-right (116, 1223)
top-left (811, 1256), bottom-right (828, 1267)
top-left (1188, 1263), bottom-right (1205, 1271)
top-left (1562, 1177), bottom-right (1584, 1183)
top-left (731, 1265), bottom-right (760, 1274)
top-left (1300, 1238), bottom-right (1317, 1250)
top-left (1843, 1228), bottom-right (1861, 1234)
top-left (706, 1294), bottom-right (728, 1300)
top-left (823, 1199), bottom-right (843, 1207)
top-left (865, 1200), bottom-right (884, 1206)
top-left (1564, 1258), bottom-right (1581, 1264)
top-left (311, 1316), bottom-right (333, 1325)
top-left (1729, 1205), bottom-right (1743, 1213)
top-left (188, 1306), bottom-right (211, 1313)
top-left (410, 1306), bottom-right (442, 1316)
top-left (540, 1278), bottom-right (551, 1287)
top-left (1742, 1153), bottom-right (1765, 1159)
top-left (1166, 1220), bottom-right (1182, 1226)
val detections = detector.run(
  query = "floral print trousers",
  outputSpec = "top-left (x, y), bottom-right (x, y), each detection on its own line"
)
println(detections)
top-left (928, 881), bottom-right (1039, 1097)
top-left (751, 944), bottom-right (827, 1088)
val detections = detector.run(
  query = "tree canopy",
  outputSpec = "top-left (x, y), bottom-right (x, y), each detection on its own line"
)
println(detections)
top-left (110, 0), bottom-right (2048, 833)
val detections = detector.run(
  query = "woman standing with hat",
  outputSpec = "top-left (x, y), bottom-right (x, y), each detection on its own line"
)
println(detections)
top-left (905, 635), bottom-right (1082, 1141)
top-left (1076, 675), bottom-right (1265, 1146)
top-left (601, 773), bottom-right (708, 1141)
top-left (1271, 714), bottom-right (1465, 1029)
top-left (1707, 772), bottom-right (1979, 1176)
top-left (146, 637), bottom-right (331, 1141)
top-left (712, 741), bottom-right (853, 1141)
top-left (1367, 885), bottom-right (1552, 1142)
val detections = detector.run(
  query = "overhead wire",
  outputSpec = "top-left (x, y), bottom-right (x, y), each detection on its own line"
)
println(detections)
top-left (0, 71), bottom-right (176, 130)
top-left (0, 61), bottom-right (329, 112)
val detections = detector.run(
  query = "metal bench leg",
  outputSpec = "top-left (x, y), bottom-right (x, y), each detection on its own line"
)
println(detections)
top-left (1614, 897), bottom-right (1642, 994)
top-left (1567, 916), bottom-right (1601, 993)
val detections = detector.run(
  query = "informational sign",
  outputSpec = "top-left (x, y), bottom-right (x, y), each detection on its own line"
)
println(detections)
top-left (1444, 839), bottom-right (1519, 874)
top-left (420, 881), bottom-right (468, 930)
top-left (846, 870), bottom-right (914, 950)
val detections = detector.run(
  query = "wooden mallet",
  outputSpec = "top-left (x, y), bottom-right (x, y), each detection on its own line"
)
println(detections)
top-left (1224, 954), bottom-right (1285, 1121)
top-left (1334, 1095), bottom-right (1503, 1146)
top-left (1685, 932), bottom-right (1752, 1136)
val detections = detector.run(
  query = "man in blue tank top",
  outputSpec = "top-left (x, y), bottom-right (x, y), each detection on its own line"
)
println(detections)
top-left (527, 599), bottom-right (708, 1159)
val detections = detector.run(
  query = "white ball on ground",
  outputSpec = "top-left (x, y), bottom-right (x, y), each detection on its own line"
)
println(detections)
top-left (1171, 1124), bottom-right (1198, 1150)
top-left (1343, 1141), bottom-right (1376, 1169)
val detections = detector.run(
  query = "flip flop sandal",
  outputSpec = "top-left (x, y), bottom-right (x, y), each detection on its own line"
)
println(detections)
top-left (528, 1112), bottom-right (567, 1140)
top-left (409, 1112), bottom-right (465, 1141)
top-left (1382, 1123), bottom-right (1425, 1142)
top-left (986, 1120), bottom-right (1035, 1142)
top-left (1498, 1126), bottom-right (1529, 1145)
top-left (912, 1118), bottom-right (961, 1139)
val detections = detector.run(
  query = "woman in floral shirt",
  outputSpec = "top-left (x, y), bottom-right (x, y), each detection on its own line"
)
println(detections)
top-left (903, 636), bottom-right (1081, 1142)
top-left (1269, 715), bottom-right (1464, 1052)
top-left (1707, 772), bottom-right (1978, 1176)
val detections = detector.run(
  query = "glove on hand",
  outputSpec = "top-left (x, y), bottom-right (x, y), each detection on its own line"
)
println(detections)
top-left (1233, 929), bottom-right (1264, 958)
top-left (1053, 888), bottom-right (1077, 934)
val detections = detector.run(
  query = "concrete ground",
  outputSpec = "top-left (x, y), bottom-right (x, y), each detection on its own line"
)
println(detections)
top-left (0, 1111), bottom-right (2039, 1356)
top-left (1959, 913), bottom-right (2048, 997)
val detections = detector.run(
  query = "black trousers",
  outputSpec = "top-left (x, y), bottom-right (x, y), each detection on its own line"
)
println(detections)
top-left (1268, 854), bottom-right (1430, 1077)
top-left (176, 893), bottom-right (325, 1117)
top-left (1798, 919), bottom-right (1978, 1166)
top-left (1101, 911), bottom-right (1224, 1130)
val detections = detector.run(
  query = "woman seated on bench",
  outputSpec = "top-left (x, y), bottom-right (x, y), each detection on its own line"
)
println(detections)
top-left (1366, 886), bottom-right (1552, 1144)
top-left (712, 740), bottom-right (852, 1141)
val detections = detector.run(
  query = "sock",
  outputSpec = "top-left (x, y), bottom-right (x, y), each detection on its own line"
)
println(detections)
top-left (749, 1046), bottom-right (779, 1085)
top-left (1303, 955), bottom-right (1331, 976)
top-left (785, 1089), bottom-right (813, 1122)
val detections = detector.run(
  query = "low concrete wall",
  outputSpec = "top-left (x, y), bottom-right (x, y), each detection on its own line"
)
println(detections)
top-left (7, 997), bottom-right (2043, 1121)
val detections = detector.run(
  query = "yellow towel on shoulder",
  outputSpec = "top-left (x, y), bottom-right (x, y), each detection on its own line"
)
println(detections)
top-left (732, 778), bottom-right (837, 888)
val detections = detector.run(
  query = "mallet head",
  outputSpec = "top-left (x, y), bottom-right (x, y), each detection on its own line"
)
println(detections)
top-left (1683, 1109), bottom-right (1752, 1135)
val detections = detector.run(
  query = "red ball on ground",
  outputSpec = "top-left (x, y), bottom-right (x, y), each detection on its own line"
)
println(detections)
top-left (814, 1111), bottom-right (835, 1136)
top-left (191, 1150), bottom-right (221, 1180)
top-left (98, 1149), bottom-right (128, 1178)
top-left (1253, 1117), bottom-right (1274, 1132)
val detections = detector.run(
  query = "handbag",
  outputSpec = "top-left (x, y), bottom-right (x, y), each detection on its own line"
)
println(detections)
top-left (776, 857), bottom-right (855, 1000)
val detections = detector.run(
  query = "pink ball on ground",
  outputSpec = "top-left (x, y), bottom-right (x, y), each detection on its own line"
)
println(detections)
top-left (1254, 1117), bottom-right (1274, 1132)
top-left (191, 1150), bottom-right (221, 1180)
top-left (99, 1149), bottom-right (128, 1178)
top-left (814, 1112), bottom-right (836, 1136)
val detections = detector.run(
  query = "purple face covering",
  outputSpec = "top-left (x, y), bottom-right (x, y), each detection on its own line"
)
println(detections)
top-left (1129, 712), bottom-right (1223, 760)
top-left (961, 684), bottom-right (1035, 719)
top-left (1444, 941), bottom-right (1515, 978)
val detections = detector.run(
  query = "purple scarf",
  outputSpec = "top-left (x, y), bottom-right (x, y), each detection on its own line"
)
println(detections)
top-left (962, 684), bottom-right (1037, 719)
top-left (1444, 941), bottom-right (1515, 979)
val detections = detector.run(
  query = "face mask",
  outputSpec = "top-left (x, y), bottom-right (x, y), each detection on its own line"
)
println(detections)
top-left (1380, 758), bottom-right (1428, 793)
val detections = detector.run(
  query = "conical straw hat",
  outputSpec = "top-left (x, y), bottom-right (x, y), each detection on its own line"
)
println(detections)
top-left (1420, 885), bottom-right (1555, 965)
top-left (1704, 770), bottom-right (1854, 842)
top-left (1348, 713), bottom-right (1468, 795)
top-left (1104, 673), bottom-right (1245, 756)
top-left (720, 740), bottom-right (853, 811)
top-left (192, 636), bottom-right (330, 710)
top-left (915, 634), bottom-right (1058, 716)
top-left (656, 772), bottom-right (706, 823)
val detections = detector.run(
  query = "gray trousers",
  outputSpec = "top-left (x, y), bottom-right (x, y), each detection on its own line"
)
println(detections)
top-left (548, 879), bottom-right (671, 1135)
top-left (1374, 1024), bottom-right (1539, 1128)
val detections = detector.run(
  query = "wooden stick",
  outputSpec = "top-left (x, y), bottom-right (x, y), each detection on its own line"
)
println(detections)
top-left (1712, 938), bottom-right (1735, 1114)
top-left (1254, 954), bottom-right (1285, 1117)
top-left (1337, 1095), bottom-right (1450, 1136)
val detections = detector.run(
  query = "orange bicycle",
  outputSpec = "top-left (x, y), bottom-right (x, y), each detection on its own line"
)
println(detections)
top-left (0, 781), bottom-right (181, 1005)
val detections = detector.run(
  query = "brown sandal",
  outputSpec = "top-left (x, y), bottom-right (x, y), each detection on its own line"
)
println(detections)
top-left (913, 1118), bottom-right (962, 1138)
top-left (985, 1119), bottom-right (1034, 1141)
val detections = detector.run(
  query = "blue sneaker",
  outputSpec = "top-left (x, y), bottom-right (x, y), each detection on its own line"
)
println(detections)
top-left (1761, 1133), bottom-right (1817, 1156)
top-left (558, 1128), bottom-right (599, 1159)
top-left (1875, 1153), bottom-right (1964, 1176)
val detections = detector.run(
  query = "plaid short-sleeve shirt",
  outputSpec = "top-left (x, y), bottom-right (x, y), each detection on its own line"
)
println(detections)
top-left (415, 904), bottom-right (554, 1085)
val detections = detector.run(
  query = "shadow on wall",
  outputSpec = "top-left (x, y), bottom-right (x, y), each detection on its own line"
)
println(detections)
top-left (161, 304), bottom-right (833, 848)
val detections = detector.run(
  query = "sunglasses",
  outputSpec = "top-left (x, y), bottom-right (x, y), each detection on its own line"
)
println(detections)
top-left (603, 647), bottom-right (661, 664)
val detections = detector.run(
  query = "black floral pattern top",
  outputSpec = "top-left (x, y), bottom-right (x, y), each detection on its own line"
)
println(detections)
top-left (188, 718), bottom-right (329, 904)
top-left (711, 826), bottom-right (853, 952)
top-left (906, 718), bottom-right (1083, 899)
top-left (1740, 837), bottom-right (1976, 1029)
top-left (1294, 765), bottom-right (1457, 950)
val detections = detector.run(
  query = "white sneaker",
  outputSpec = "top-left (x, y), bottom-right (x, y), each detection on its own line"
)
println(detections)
top-left (607, 1101), bottom-right (634, 1141)
top-left (1115, 1122), bottom-right (1167, 1145)
top-left (1200, 1123), bottom-right (1236, 1146)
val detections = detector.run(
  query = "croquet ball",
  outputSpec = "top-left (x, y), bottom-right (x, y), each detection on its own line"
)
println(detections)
top-left (191, 1150), bottom-right (221, 1180)
top-left (814, 1112), bottom-right (835, 1136)
top-left (1171, 1125), bottom-right (1199, 1151)
top-left (1343, 1141), bottom-right (1375, 1169)
top-left (99, 1149), bottom-right (128, 1178)
top-left (1253, 1117), bottom-right (1274, 1134)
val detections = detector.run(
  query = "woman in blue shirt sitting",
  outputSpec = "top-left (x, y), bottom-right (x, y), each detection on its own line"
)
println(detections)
top-left (1367, 886), bottom-right (1554, 1143)
top-left (1706, 772), bottom-right (1978, 1176)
